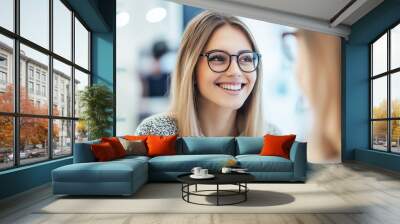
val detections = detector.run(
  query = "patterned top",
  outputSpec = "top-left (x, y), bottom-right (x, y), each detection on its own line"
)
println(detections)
top-left (135, 113), bottom-right (280, 136)
top-left (135, 113), bottom-right (179, 136)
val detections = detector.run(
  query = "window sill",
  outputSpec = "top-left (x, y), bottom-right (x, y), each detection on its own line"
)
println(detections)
top-left (0, 156), bottom-right (72, 175)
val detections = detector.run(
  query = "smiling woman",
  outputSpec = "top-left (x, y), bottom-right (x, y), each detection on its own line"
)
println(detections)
top-left (135, 11), bottom-right (264, 137)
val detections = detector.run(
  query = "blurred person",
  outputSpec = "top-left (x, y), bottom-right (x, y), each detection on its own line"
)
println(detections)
top-left (140, 40), bottom-right (171, 97)
top-left (136, 11), bottom-right (267, 136)
top-left (284, 29), bottom-right (341, 162)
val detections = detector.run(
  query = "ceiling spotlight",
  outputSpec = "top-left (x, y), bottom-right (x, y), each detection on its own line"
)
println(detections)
top-left (117, 11), bottom-right (130, 28)
top-left (146, 7), bottom-right (167, 23)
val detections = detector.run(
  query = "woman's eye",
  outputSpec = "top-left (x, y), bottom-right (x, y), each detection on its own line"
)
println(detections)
top-left (240, 56), bottom-right (254, 62)
top-left (209, 55), bottom-right (226, 62)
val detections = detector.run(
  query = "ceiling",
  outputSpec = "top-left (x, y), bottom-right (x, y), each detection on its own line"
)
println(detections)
top-left (168, 0), bottom-right (384, 38)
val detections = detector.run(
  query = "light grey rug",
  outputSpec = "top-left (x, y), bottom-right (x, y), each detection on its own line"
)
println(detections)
top-left (37, 183), bottom-right (362, 214)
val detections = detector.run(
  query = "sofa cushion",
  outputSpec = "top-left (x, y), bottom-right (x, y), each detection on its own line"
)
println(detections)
top-left (236, 155), bottom-right (293, 172)
top-left (235, 137), bottom-right (263, 155)
top-left (74, 139), bottom-right (100, 163)
top-left (148, 154), bottom-right (235, 172)
top-left (91, 142), bottom-right (118, 161)
top-left (101, 137), bottom-right (127, 158)
top-left (178, 137), bottom-right (235, 155)
top-left (52, 158), bottom-right (147, 183)
top-left (260, 134), bottom-right (296, 159)
top-left (147, 135), bottom-right (177, 157)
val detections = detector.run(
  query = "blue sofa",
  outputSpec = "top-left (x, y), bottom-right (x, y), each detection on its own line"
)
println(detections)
top-left (52, 137), bottom-right (307, 196)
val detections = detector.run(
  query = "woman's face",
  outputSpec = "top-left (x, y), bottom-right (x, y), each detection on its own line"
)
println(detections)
top-left (195, 24), bottom-right (257, 110)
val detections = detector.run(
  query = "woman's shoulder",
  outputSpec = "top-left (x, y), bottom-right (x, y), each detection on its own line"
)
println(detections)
top-left (135, 113), bottom-right (178, 136)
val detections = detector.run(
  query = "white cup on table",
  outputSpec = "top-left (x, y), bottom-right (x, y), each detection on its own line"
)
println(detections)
top-left (191, 167), bottom-right (202, 176)
top-left (199, 169), bottom-right (208, 176)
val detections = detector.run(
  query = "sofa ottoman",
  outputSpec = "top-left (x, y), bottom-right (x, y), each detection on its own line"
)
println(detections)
top-left (52, 154), bottom-right (149, 196)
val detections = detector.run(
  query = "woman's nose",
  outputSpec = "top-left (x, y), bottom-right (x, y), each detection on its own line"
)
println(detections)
top-left (226, 56), bottom-right (242, 76)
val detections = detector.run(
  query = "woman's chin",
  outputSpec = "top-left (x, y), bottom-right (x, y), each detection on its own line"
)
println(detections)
top-left (214, 100), bottom-right (245, 110)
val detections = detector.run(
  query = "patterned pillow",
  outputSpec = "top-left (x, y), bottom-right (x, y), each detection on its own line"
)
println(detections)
top-left (118, 138), bottom-right (147, 156)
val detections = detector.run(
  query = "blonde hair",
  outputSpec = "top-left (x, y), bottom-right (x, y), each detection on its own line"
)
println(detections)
top-left (169, 11), bottom-right (263, 136)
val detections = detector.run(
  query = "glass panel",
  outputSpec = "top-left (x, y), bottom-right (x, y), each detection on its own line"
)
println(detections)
top-left (391, 72), bottom-right (400, 118)
top-left (0, 34), bottom-right (14, 112)
top-left (20, 0), bottom-right (49, 49)
top-left (53, 59), bottom-right (72, 117)
top-left (74, 18), bottom-right (89, 70)
top-left (0, 116), bottom-right (13, 170)
top-left (372, 77), bottom-right (387, 119)
top-left (0, 0), bottom-right (14, 31)
top-left (74, 69), bottom-right (89, 118)
top-left (53, 0), bottom-right (72, 60)
top-left (53, 119), bottom-right (72, 158)
top-left (20, 44), bottom-right (49, 115)
top-left (75, 120), bottom-right (88, 143)
top-left (20, 117), bottom-right (49, 165)
top-left (372, 121), bottom-right (388, 151)
top-left (392, 24), bottom-right (400, 70)
top-left (391, 120), bottom-right (400, 153)
top-left (372, 33), bottom-right (387, 76)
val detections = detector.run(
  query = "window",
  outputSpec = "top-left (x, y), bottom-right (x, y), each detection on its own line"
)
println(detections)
top-left (36, 83), bottom-right (40, 95)
top-left (371, 23), bottom-right (400, 154)
top-left (0, 35), bottom-right (13, 113)
top-left (28, 81), bottom-right (34, 94)
top-left (42, 85), bottom-right (46, 97)
top-left (0, 0), bottom-right (91, 170)
top-left (0, 54), bottom-right (7, 67)
top-left (0, 0), bottom-right (13, 32)
top-left (0, 71), bottom-right (6, 85)
top-left (35, 70), bottom-right (40, 81)
top-left (0, 54), bottom-right (8, 87)
top-left (75, 18), bottom-right (89, 69)
top-left (28, 67), bottom-right (34, 80)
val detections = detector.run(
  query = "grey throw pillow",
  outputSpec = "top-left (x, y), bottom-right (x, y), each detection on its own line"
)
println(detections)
top-left (118, 138), bottom-right (147, 156)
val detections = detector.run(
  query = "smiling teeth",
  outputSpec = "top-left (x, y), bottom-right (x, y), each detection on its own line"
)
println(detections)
top-left (219, 84), bottom-right (242, 91)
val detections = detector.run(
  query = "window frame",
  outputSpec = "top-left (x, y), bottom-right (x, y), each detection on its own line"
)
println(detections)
top-left (0, 0), bottom-right (92, 171)
top-left (370, 20), bottom-right (400, 154)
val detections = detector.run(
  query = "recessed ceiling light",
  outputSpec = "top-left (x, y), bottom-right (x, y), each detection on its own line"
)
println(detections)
top-left (146, 7), bottom-right (167, 23)
top-left (117, 11), bottom-right (130, 28)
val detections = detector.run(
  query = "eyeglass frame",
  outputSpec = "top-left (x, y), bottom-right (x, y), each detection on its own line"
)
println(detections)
top-left (199, 49), bottom-right (261, 73)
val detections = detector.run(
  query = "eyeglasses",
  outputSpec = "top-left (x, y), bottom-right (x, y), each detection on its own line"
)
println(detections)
top-left (200, 50), bottom-right (261, 73)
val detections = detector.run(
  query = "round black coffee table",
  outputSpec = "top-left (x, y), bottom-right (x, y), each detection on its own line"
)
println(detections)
top-left (177, 173), bottom-right (255, 206)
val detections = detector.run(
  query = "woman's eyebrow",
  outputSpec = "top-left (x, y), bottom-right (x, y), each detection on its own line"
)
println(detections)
top-left (238, 49), bottom-right (253, 54)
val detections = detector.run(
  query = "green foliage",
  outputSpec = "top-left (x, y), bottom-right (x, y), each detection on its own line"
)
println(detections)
top-left (79, 84), bottom-right (113, 140)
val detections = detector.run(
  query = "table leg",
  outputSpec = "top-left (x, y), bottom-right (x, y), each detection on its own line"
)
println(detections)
top-left (217, 184), bottom-right (219, 206)
top-left (245, 183), bottom-right (247, 201)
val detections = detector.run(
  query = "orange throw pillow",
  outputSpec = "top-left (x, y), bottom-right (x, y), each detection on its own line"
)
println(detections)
top-left (101, 137), bottom-right (127, 158)
top-left (260, 134), bottom-right (296, 159)
top-left (146, 135), bottom-right (177, 157)
top-left (91, 142), bottom-right (117, 161)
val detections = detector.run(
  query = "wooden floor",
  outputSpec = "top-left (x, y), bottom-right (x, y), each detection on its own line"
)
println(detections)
top-left (1, 162), bottom-right (400, 224)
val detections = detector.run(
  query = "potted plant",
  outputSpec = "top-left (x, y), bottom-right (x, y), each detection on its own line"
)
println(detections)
top-left (79, 84), bottom-right (113, 140)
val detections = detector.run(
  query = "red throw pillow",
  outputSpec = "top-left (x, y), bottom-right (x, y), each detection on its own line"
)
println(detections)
top-left (146, 135), bottom-right (177, 157)
top-left (101, 137), bottom-right (126, 158)
top-left (260, 134), bottom-right (296, 159)
top-left (91, 142), bottom-right (117, 161)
